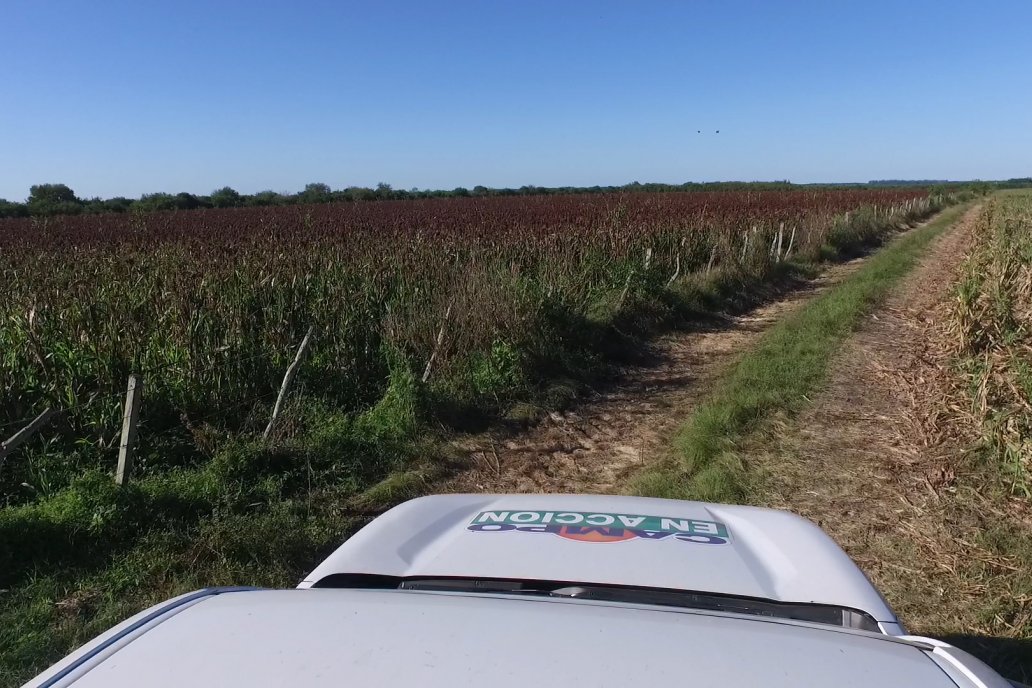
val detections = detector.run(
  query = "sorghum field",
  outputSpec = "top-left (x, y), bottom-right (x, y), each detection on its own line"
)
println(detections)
top-left (0, 188), bottom-right (945, 684)
top-left (1, 190), bottom-right (936, 502)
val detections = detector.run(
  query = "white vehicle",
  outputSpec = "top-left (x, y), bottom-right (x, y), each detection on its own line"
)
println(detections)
top-left (25, 494), bottom-right (1021, 687)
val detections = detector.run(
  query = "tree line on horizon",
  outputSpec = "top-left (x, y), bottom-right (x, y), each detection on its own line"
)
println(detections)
top-left (1, 177), bottom-right (1027, 219)
top-left (0, 181), bottom-right (796, 218)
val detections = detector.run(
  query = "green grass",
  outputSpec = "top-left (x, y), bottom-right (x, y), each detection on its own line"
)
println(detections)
top-left (633, 204), bottom-right (970, 502)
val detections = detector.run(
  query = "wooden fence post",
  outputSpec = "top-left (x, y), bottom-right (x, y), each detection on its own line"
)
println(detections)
top-left (116, 374), bottom-right (143, 486)
top-left (615, 270), bottom-right (635, 312)
top-left (666, 252), bottom-right (681, 287)
top-left (0, 408), bottom-right (58, 469)
top-left (421, 303), bottom-right (453, 384)
top-left (264, 327), bottom-right (314, 440)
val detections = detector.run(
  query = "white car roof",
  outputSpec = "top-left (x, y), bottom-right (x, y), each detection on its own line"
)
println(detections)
top-left (29, 588), bottom-right (956, 688)
top-left (301, 494), bottom-right (898, 623)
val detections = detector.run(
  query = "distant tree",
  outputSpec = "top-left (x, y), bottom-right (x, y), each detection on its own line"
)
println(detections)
top-left (344, 186), bottom-right (376, 202)
top-left (133, 193), bottom-right (177, 212)
top-left (298, 183), bottom-right (332, 204)
top-left (248, 190), bottom-right (285, 206)
top-left (0, 199), bottom-right (29, 218)
top-left (29, 183), bottom-right (77, 204)
top-left (27, 183), bottom-right (82, 216)
top-left (451, 186), bottom-right (470, 197)
top-left (209, 186), bottom-right (242, 208)
top-left (103, 197), bottom-right (133, 213)
top-left (375, 182), bottom-right (394, 200)
top-left (82, 196), bottom-right (132, 214)
top-left (82, 197), bottom-right (108, 214)
top-left (173, 192), bottom-right (203, 210)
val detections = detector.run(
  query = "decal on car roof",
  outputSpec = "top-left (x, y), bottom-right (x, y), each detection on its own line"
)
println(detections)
top-left (467, 510), bottom-right (730, 545)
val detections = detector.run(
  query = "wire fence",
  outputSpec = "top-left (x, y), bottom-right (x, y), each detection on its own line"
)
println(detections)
top-left (0, 332), bottom-right (313, 490)
top-left (0, 389), bottom-right (127, 433)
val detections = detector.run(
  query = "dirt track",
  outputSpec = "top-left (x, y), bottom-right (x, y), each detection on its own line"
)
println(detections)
top-left (750, 206), bottom-right (987, 617)
top-left (445, 259), bottom-right (869, 495)
top-left (745, 205), bottom-right (1031, 676)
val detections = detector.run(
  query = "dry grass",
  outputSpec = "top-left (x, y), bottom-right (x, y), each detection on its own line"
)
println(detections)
top-left (949, 195), bottom-right (1032, 495)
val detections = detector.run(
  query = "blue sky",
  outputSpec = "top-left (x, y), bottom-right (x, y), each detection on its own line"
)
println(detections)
top-left (2, 0), bottom-right (1030, 200)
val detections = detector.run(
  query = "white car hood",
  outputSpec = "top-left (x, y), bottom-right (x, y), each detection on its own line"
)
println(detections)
top-left (300, 494), bottom-right (898, 623)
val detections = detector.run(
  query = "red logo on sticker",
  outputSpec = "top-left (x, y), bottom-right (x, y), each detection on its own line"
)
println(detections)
top-left (555, 526), bottom-right (638, 543)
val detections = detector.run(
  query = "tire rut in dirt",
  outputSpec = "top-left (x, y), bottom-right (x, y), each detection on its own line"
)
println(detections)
top-left (444, 258), bottom-right (868, 495)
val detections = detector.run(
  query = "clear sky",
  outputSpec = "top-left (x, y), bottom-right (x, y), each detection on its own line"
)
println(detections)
top-left (2, 0), bottom-right (1030, 201)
